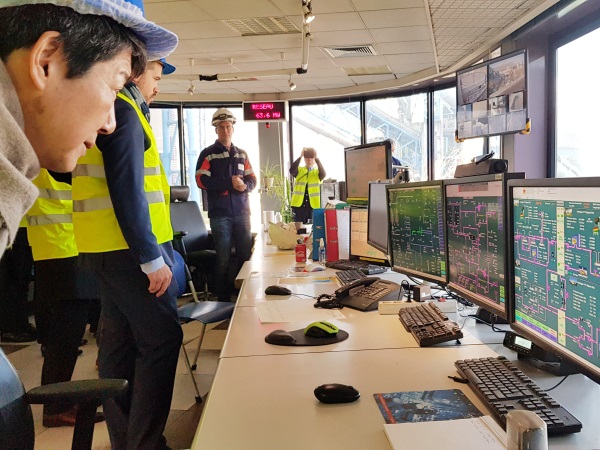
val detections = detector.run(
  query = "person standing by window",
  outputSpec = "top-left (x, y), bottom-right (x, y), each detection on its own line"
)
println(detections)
top-left (290, 147), bottom-right (326, 223)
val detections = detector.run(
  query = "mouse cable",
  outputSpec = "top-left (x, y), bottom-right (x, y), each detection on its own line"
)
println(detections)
top-left (290, 292), bottom-right (318, 299)
top-left (314, 294), bottom-right (344, 309)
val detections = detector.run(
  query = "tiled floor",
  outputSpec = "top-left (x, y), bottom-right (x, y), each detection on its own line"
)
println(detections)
top-left (5, 320), bottom-right (226, 450)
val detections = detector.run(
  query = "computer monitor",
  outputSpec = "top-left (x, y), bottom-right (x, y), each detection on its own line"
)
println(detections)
top-left (344, 141), bottom-right (393, 204)
top-left (367, 180), bottom-right (391, 257)
top-left (444, 173), bottom-right (524, 321)
top-left (349, 207), bottom-right (388, 264)
top-left (509, 177), bottom-right (600, 384)
top-left (387, 180), bottom-right (447, 284)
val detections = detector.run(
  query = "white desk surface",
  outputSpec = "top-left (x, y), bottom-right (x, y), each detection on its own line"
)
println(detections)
top-left (221, 301), bottom-right (483, 358)
top-left (193, 346), bottom-right (501, 450)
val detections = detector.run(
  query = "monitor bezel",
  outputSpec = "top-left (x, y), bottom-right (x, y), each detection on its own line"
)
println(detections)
top-left (508, 176), bottom-right (600, 385)
top-left (444, 172), bottom-right (524, 321)
top-left (367, 180), bottom-right (392, 256)
top-left (386, 180), bottom-right (448, 285)
top-left (349, 206), bottom-right (388, 265)
top-left (344, 140), bottom-right (393, 204)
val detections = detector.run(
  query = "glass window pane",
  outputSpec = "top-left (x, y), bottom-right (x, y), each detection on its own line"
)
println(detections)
top-left (291, 103), bottom-right (361, 182)
top-left (433, 87), bottom-right (484, 179)
top-left (366, 94), bottom-right (428, 181)
top-left (150, 107), bottom-right (181, 185)
top-left (555, 26), bottom-right (600, 177)
top-left (182, 107), bottom-right (262, 232)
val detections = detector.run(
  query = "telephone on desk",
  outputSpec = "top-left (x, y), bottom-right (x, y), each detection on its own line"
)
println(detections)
top-left (334, 277), bottom-right (402, 311)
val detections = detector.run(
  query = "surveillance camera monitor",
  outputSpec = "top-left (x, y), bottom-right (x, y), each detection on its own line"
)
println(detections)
top-left (387, 180), bottom-right (447, 284)
top-left (344, 141), bottom-right (392, 205)
top-left (509, 177), bottom-right (600, 384)
top-left (367, 180), bottom-right (391, 257)
top-left (444, 173), bottom-right (524, 321)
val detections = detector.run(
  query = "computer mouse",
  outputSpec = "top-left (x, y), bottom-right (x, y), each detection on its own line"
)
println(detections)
top-left (305, 262), bottom-right (325, 272)
top-left (314, 383), bottom-right (360, 404)
top-left (265, 285), bottom-right (292, 295)
top-left (304, 321), bottom-right (339, 338)
top-left (265, 329), bottom-right (295, 345)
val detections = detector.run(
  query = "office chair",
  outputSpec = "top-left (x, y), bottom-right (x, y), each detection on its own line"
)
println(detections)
top-left (0, 347), bottom-right (127, 450)
top-left (172, 250), bottom-right (234, 403)
top-left (169, 185), bottom-right (217, 299)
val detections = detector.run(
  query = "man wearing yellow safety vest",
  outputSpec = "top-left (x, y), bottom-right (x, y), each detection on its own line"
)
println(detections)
top-left (290, 147), bottom-right (326, 223)
top-left (27, 169), bottom-right (104, 428)
top-left (72, 59), bottom-right (181, 450)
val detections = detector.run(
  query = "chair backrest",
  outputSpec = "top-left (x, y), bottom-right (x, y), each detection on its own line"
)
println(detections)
top-left (0, 348), bottom-right (35, 450)
top-left (170, 186), bottom-right (211, 252)
top-left (172, 250), bottom-right (187, 298)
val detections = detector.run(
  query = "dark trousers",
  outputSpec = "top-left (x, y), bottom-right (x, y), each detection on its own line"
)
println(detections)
top-left (41, 297), bottom-right (91, 415)
top-left (0, 228), bottom-right (33, 333)
top-left (95, 251), bottom-right (183, 450)
top-left (210, 215), bottom-right (252, 301)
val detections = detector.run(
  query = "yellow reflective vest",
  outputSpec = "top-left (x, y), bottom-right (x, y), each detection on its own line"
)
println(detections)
top-left (291, 167), bottom-right (321, 209)
top-left (26, 169), bottom-right (78, 261)
top-left (72, 93), bottom-right (172, 253)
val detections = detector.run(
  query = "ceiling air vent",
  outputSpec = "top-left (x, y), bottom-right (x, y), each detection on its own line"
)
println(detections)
top-left (222, 17), bottom-right (301, 36)
top-left (324, 45), bottom-right (377, 58)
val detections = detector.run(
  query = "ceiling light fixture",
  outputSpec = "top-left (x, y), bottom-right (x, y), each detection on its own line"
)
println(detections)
top-left (302, 0), bottom-right (315, 24)
top-left (288, 76), bottom-right (297, 91)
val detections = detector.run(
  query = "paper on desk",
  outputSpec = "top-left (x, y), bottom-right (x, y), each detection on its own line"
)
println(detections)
top-left (256, 301), bottom-right (345, 323)
top-left (383, 416), bottom-right (506, 450)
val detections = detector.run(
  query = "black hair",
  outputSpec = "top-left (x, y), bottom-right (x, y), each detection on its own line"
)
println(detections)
top-left (0, 4), bottom-right (147, 79)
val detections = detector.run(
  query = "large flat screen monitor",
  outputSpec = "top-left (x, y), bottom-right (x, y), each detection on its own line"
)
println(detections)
top-left (350, 207), bottom-right (388, 264)
top-left (444, 173), bottom-right (524, 321)
top-left (367, 180), bottom-right (391, 257)
top-left (344, 141), bottom-right (392, 204)
top-left (509, 177), bottom-right (600, 384)
top-left (387, 181), bottom-right (447, 284)
top-left (456, 49), bottom-right (527, 140)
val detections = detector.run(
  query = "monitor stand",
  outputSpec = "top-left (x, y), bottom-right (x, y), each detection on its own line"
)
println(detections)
top-left (474, 307), bottom-right (509, 325)
top-left (518, 352), bottom-right (579, 377)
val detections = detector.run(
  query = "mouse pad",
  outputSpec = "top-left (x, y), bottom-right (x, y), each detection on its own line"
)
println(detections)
top-left (265, 329), bottom-right (349, 346)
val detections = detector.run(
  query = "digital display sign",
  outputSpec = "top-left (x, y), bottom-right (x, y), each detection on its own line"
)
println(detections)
top-left (242, 101), bottom-right (288, 122)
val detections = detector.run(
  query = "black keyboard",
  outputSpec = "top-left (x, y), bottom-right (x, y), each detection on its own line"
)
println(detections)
top-left (398, 302), bottom-right (463, 346)
top-left (335, 269), bottom-right (366, 284)
top-left (455, 356), bottom-right (582, 436)
top-left (325, 259), bottom-right (386, 275)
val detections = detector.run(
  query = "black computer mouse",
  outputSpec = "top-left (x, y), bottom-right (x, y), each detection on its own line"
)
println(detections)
top-left (314, 383), bottom-right (360, 404)
top-left (265, 285), bottom-right (292, 295)
top-left (304, 321), bottom-right (339, 338)
top-left (265, 329), bottom-right (295, 345)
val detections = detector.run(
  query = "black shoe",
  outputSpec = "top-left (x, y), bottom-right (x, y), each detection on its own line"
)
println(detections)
top-left (1, 331), bottom-right (36, 343)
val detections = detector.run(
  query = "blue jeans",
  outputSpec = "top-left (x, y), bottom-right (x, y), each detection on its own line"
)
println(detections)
top-left (210, 215), bottom-right (253, 301)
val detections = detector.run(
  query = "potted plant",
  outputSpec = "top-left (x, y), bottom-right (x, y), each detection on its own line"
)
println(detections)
top-left (260, 161), bottom-right (293, 223)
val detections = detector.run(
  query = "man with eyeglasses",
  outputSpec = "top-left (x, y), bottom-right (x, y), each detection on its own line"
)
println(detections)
top-left (196, 108), bottom-right (256, 301)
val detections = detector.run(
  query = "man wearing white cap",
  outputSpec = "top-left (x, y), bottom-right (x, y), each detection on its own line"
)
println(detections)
top-left (73, 56), bottom-right (181, 450)
top-left (0, 0), bottom-right (177, 259)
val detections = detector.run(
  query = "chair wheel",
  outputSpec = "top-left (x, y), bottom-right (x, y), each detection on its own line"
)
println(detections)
top-left (191, 364), bottom-right (197, 370)
top-left (195, 396), bottom-right (203, 403)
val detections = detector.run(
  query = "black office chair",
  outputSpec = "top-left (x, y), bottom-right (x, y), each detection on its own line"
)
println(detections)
top-left (0, 347), bottom-right (127, 450)
top-left (169, 185), bottom-right (217, 299)
top-left (172, 250), bottom-right (234, 402)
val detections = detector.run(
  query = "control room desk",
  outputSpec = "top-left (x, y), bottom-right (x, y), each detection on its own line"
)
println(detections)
top-left (193, 249), bottom-right (600, 450)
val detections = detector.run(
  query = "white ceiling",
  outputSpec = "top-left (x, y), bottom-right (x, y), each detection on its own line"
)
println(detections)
top-left (146, 0), bottom-right (561, 102)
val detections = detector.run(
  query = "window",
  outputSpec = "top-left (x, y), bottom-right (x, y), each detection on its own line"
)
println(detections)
top-left (433, 88), bottom-right (484, 179)
top-left (554, 23), bottom-right (600, 177)
top-left (149, 107), bottom-right (181, 186)
top-left (291, 102), bottom-right (361, 182)
top-left (366, 94), bottom-right (428, 181)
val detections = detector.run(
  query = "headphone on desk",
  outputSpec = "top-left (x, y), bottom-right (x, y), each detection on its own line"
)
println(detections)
top-left (313, 294), bottom-right (344, 309)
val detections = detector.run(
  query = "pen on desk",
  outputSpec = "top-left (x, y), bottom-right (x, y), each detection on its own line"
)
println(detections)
top-left (448, 375), bottom-right (469, 384)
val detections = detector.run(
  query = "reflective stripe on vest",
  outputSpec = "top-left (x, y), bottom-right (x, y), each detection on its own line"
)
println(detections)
top-left (26, 169), bottom-right (78, 261)
top-left (72, 92), bottom-right (173, 253)
top-left (291, 167), bottom-right (321, 209)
